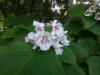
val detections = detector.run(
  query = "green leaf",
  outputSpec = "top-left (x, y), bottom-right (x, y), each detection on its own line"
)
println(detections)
top-left (88, 21), bottom-right (100, 35)
top-left (18, 18), bottom-right (35, 31)
top-left (67, 34), bottom-right (74, 41)
top-left (82, 16), bottom-right (97, 28)
top-left (13, 34), bottom-right (27, 42)
top-left (77, 38), bottom-right (100, 55)
top-left (59, 46), bottom-right (76, 64)
top-left (67, 4), bottom-right (89, 17)
top-left (3, 17), bottom-right (18, 26)
top-left (0, 42), bottom-right (65, 75)
top-left (0, 38), bottom-right (12, 47)
top-left (64, 20), bottom-right (83, 34)
top-left (65, 65), bottom-right (86, 75)
top-left (70, 42), bottom-right (88, 58)
top-left (87, 56), bottom-right (100, 75)
top-left (1, 28), bottom-right (20, 38)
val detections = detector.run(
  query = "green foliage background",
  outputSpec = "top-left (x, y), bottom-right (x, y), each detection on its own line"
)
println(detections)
top-left (0, 0), bottom-right (100, 75)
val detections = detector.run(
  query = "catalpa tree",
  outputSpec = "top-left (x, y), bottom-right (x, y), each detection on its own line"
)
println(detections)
top-left (0, 0), bottom-right (100, 75)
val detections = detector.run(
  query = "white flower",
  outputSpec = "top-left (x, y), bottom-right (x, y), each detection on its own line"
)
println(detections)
top-left (93, 0), bottom-right (100, 4)
top-left (53, 37), bottom-right (63, 48)
top-left (84, 10), bottom-right (93, 16)
top-left (25, 32), bottom-right (35, 43)
top-left (36, 32), bottom-right (53, 51)
top-left (58, 31), bottom-right (70, 46)
top-left (51, 20), bottom-right (64, 36)
top-left (54, 47), bottom-right (63, 55)
top-left (33, 21), bottom-right (45, 28)
top-left (25, 32), bottom-right (38, 49)
top-left (50, 20), bottom-right (58, 27)
top-left (95, 13), bottom-right (100, 20)
top-left (33, 20), bottom-right (45, 34)
top-left (27, 32), bottom-right (38, 42)
top-left (25, 20), bottom-right (70, 55)
top-left (61, 35), bottom-right (70, 46)
top-left (35, 26), bottom-right (44, 36)
top-left (51, 34), bottom-right (56, 39)
top-left (88, 5), bottom-right (97, 13)
top-left (58, 31), bottom-right (68, 37)
top-left (25, 37), bottom-right (30, 42)
top-left (33, 20), bottom-right (40, 26)
top-left (28, 32), bottom-right (38, 41)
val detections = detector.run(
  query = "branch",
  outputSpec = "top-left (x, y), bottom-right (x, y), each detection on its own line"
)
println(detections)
top-left (30, 0), bottom-right (34, 15)
top-left (17, 0), bottom-right (20, 18)
top-left (0, 2), bottom-right (8, 18)
top-left (12, 0), bottom-right (17, 18)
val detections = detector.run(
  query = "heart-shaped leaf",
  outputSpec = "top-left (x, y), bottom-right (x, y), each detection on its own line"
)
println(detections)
top-left (0, 42), bottom-right (65, 75)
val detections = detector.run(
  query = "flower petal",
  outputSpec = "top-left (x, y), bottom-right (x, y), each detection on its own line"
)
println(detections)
top-left (33, 20), bottom-right (39, 26)
top-left (40, 43), bottom-right (50, 51)
top-left (54, 47), bottom-right (63, 55)
top-left (25, 37), bottom-right (29, 42)
top-left (32, 44), bottom-right (37, 49)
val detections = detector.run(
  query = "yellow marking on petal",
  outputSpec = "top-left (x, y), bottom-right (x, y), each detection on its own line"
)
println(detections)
top-left (42, 40), bottom-right (45, 44)
top-left (55, 29), bottom-right (59, 32)
top-left (56, 41), bottom-right (59, 44)
top-left (37, 30), bottom-right (41, 33)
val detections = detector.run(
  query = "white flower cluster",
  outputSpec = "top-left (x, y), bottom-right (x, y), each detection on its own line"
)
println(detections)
top-left (84, 0), bottom-right (100, 20)
top-left (25, 20), bottom-right (70, 55)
